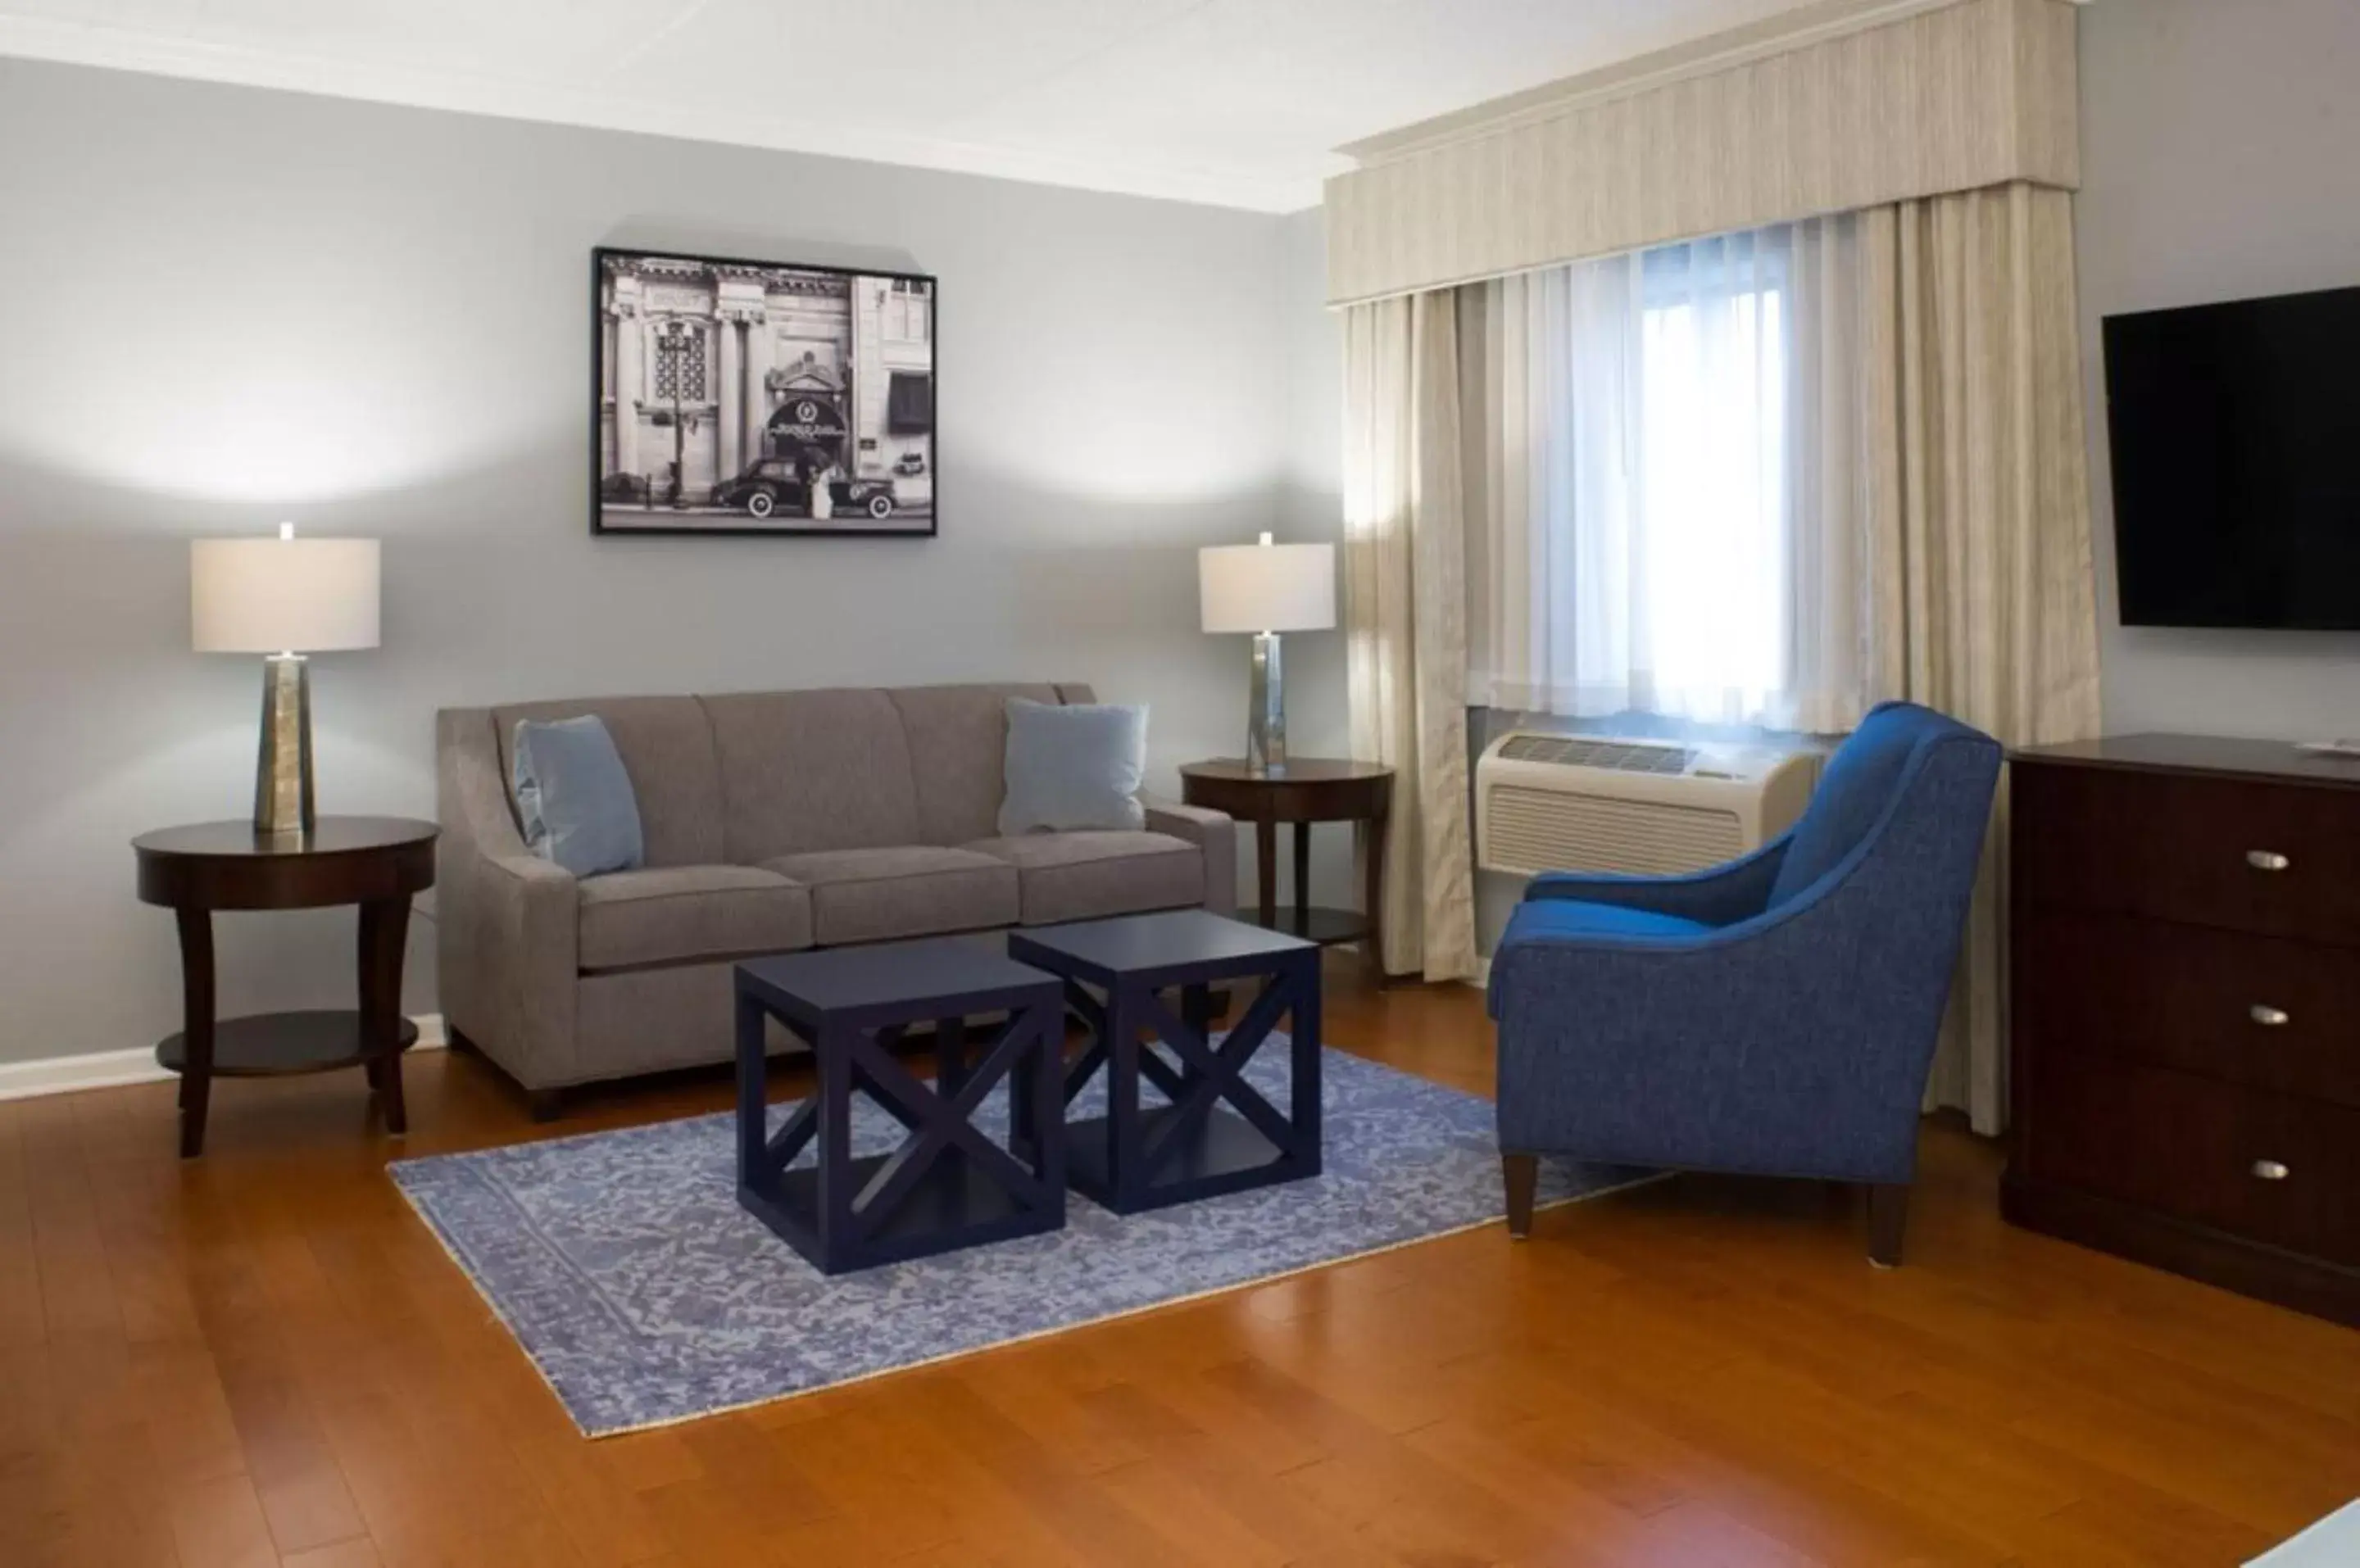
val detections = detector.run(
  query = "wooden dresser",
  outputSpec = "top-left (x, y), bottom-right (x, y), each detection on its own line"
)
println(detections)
top-left (2007, 735), bottom-right (2360, 1326)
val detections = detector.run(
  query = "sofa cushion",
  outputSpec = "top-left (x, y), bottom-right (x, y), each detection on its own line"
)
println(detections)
top-left (702, 689), bottom-right (922, 863)
top-left (998, 699), bottom-right (1149, 835)
top-left (577, 865), bottom-right (812, 972)
top-left (493, 696), bottom-right (721, 867)
top-left (965, 831), bottom-right (1203, 926)
top-left (513, 715), bottom-right (644, 877)
top-left (762, 845), bottom-right (1019, 946)
top-left (887, 683), bottom-right (1064, 845)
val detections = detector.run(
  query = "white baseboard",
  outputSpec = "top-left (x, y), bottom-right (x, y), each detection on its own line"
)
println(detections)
top-left (0, 1013), bottom-right (447, 1104)
top-left (1470, 956), bottom-right (1492, 988)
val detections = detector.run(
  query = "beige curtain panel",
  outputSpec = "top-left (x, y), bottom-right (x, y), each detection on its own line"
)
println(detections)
top-left (1341, 294), bottom-right (1480, 984)
top-left (1864, 181), bottom-right (2102, 1132)
top-left (1326, 0), bottom-right (2081, 307)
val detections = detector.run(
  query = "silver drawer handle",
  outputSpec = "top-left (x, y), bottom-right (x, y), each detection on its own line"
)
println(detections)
top-left (2245, 850), bottom-right (2290, 872)
top-left (2249, 1004), bottom-right (2290, 1027)
top-left (2251, 1160), bottom-right (2290, 1181)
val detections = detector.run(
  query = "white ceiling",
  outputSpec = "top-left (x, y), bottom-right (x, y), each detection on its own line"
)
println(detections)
top-left (0, 0), bottom-right (1838, 211)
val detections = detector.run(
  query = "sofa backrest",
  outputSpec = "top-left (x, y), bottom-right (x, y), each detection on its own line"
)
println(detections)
top-left (888, 682), bottom-right (1084, 845)
top-left (703, 687), bottom-right (922, 862)
top-left (469, 682), bottom-right (1098, 868)
top-left (490, 695), bottom-right (724, 868)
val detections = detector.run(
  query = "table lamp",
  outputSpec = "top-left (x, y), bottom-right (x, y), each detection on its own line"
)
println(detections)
top-left (1198, 532), bottom-right (1336, 777)
top-left (191, 523), bottom-right (381, 837)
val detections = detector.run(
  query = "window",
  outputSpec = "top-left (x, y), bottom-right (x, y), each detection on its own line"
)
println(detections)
top-left (883, 279), bottom-right (930, 342)
top-left (1632, 240), bottom-right (1787, 717)
top-left (1478, 226), bottom-right (1820, 728)
top-left (651, 319), bottom-right (707, 404)
top-left (886, 372), bottom-right (932, 434)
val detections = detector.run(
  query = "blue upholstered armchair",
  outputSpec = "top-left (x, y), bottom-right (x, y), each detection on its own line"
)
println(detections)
top-left (1486, 701), bottom-right (2002, 1265)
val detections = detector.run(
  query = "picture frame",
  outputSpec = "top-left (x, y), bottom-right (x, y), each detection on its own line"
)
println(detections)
top-left (591, 246), bottom-right (937, 538)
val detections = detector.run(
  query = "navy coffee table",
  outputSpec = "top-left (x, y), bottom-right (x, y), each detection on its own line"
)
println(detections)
top-left (734, 940), bottom-right (1067, 1275)
top-left (1009, 909), bottom-right (1322, 1214)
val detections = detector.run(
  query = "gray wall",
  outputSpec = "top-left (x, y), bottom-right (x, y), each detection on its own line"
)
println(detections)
top-left (0, 58), bottom-right (1313, 1065)
top-left (2077, 0), bottom-right (2360, 737)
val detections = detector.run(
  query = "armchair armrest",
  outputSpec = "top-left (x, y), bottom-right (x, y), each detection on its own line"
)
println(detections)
top-left (1525, 832), bottom-right (1790, 927)
top-left (1142, 795), bottom-right (1236, 915)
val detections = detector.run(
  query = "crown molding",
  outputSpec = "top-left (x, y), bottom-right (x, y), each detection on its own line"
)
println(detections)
top-left (0, 15), bottom-right (1323, 214)
top-left (1339, 0), bottom-right (2092, 168)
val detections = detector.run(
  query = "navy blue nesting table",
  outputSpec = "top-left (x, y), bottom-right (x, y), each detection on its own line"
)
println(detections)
top-left (1010, 909), bottom-right (1323, 1214)
top-left (734, 940), bottom-right (1067, 1275)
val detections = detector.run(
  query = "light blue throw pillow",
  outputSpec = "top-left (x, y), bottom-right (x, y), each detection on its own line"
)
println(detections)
top-left (999, 698), bottom-right (1148, 835)
top-left (512, 715), bottom-right (644, 877)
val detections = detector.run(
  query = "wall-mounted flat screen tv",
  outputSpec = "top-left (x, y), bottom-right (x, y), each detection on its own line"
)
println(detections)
top-left (2104, 283), bottom-right (2360, 628)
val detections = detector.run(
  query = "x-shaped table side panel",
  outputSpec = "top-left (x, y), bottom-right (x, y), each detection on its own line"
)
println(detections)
top-left (735, 976), bottom-right (1066, 1275)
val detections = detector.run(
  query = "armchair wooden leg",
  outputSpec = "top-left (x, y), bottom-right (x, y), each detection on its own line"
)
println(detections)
top-left (527, 1087), bottom-right (568, 1124)
top-left (1503, 1153), bottom-right (1538, 1239)
top-left (1867, 1182), bottom-right (1909, 1268)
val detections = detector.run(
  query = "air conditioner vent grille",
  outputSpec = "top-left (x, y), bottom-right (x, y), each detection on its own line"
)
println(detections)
top-left (1495, 735), bottom-right (1695, 774)
top-left (1482, 785), bottom-right (1745, 878)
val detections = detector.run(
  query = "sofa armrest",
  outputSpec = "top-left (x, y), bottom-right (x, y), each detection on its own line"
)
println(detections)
top-left (1143, 795), bottom-right (1236, 915)
top-left (437, 708), bottom-right (580, 1090)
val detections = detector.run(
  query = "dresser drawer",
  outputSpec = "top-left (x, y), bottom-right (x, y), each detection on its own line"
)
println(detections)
top-left (2022, 1055), bottom-right (2358, 1263)
top-left (2015, 909), bottom-right (2360, 1108)
top-left (2266, 1094), bottom-right (2360, 1267)
top-left (2014, 764), bottom-right (2360, 943)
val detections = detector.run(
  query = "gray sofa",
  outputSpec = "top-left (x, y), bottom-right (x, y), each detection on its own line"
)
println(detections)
top-left (435, 682), bottom-right (1234, 1113)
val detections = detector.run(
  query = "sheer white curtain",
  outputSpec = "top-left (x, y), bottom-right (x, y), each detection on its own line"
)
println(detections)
top-left (1472, 219), bottom-right (1874, 734)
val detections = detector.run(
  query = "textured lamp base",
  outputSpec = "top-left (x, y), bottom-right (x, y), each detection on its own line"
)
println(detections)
top-left (1248, 631), bottom-right (1287, 777)
top-left (254, 654), bottom-right (315, 838)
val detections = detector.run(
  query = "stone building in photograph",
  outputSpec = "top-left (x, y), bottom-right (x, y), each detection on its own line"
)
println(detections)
top-left (596, 252), bottom-right (933, 528)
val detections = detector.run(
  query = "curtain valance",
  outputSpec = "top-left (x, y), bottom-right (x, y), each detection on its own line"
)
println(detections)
top-left (1323, 0), bottom-right (2080, 307)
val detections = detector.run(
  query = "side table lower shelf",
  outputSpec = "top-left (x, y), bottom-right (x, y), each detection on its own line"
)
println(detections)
top-left (157, 1010), bottom-right (420, 1154)
top-left (157, 1010), bottom-right (421, 1076)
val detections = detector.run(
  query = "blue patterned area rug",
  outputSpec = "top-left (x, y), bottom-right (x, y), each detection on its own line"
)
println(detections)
top-left (391, 1042), bottom-right (1650, 1436)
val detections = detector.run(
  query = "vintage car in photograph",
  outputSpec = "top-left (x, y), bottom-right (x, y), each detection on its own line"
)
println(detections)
top-left (712, 460), bottom-right (900, 521)
top-left (835, 478), bottom-right (899, 519)
top-left (710, 458), bottom-right (803, 519)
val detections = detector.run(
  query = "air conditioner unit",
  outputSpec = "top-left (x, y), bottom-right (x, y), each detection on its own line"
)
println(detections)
top-left (1475, 732), bottom-right (1819, 878)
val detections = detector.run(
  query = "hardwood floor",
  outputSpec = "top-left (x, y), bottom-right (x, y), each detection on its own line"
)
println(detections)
top-left (3, 958), bottom-right (2353, 1566)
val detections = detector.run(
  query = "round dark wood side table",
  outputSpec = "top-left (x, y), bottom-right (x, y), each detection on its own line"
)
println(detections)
top-left (133, 817), bottom-right (438, 1158)
top-left (1178, 759), bottom-right (1395, 974)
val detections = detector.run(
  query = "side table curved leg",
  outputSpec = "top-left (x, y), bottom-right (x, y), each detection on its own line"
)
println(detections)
top-left (174, 907), bottom-right (215, 1158)
top-left (358, 897), bottom-right (412, 1135)
top-left (1254, 818), bottom-right (1279, 927)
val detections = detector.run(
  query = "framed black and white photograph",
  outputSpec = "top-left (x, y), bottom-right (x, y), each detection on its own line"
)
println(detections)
top-left (592, 247), bottom-right (936, 537)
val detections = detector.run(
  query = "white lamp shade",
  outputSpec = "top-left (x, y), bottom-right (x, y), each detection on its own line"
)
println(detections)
top-left (191, 537), bottom-right (381, 653)
top-left (1199, 540), bottom-right (1336, 634)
